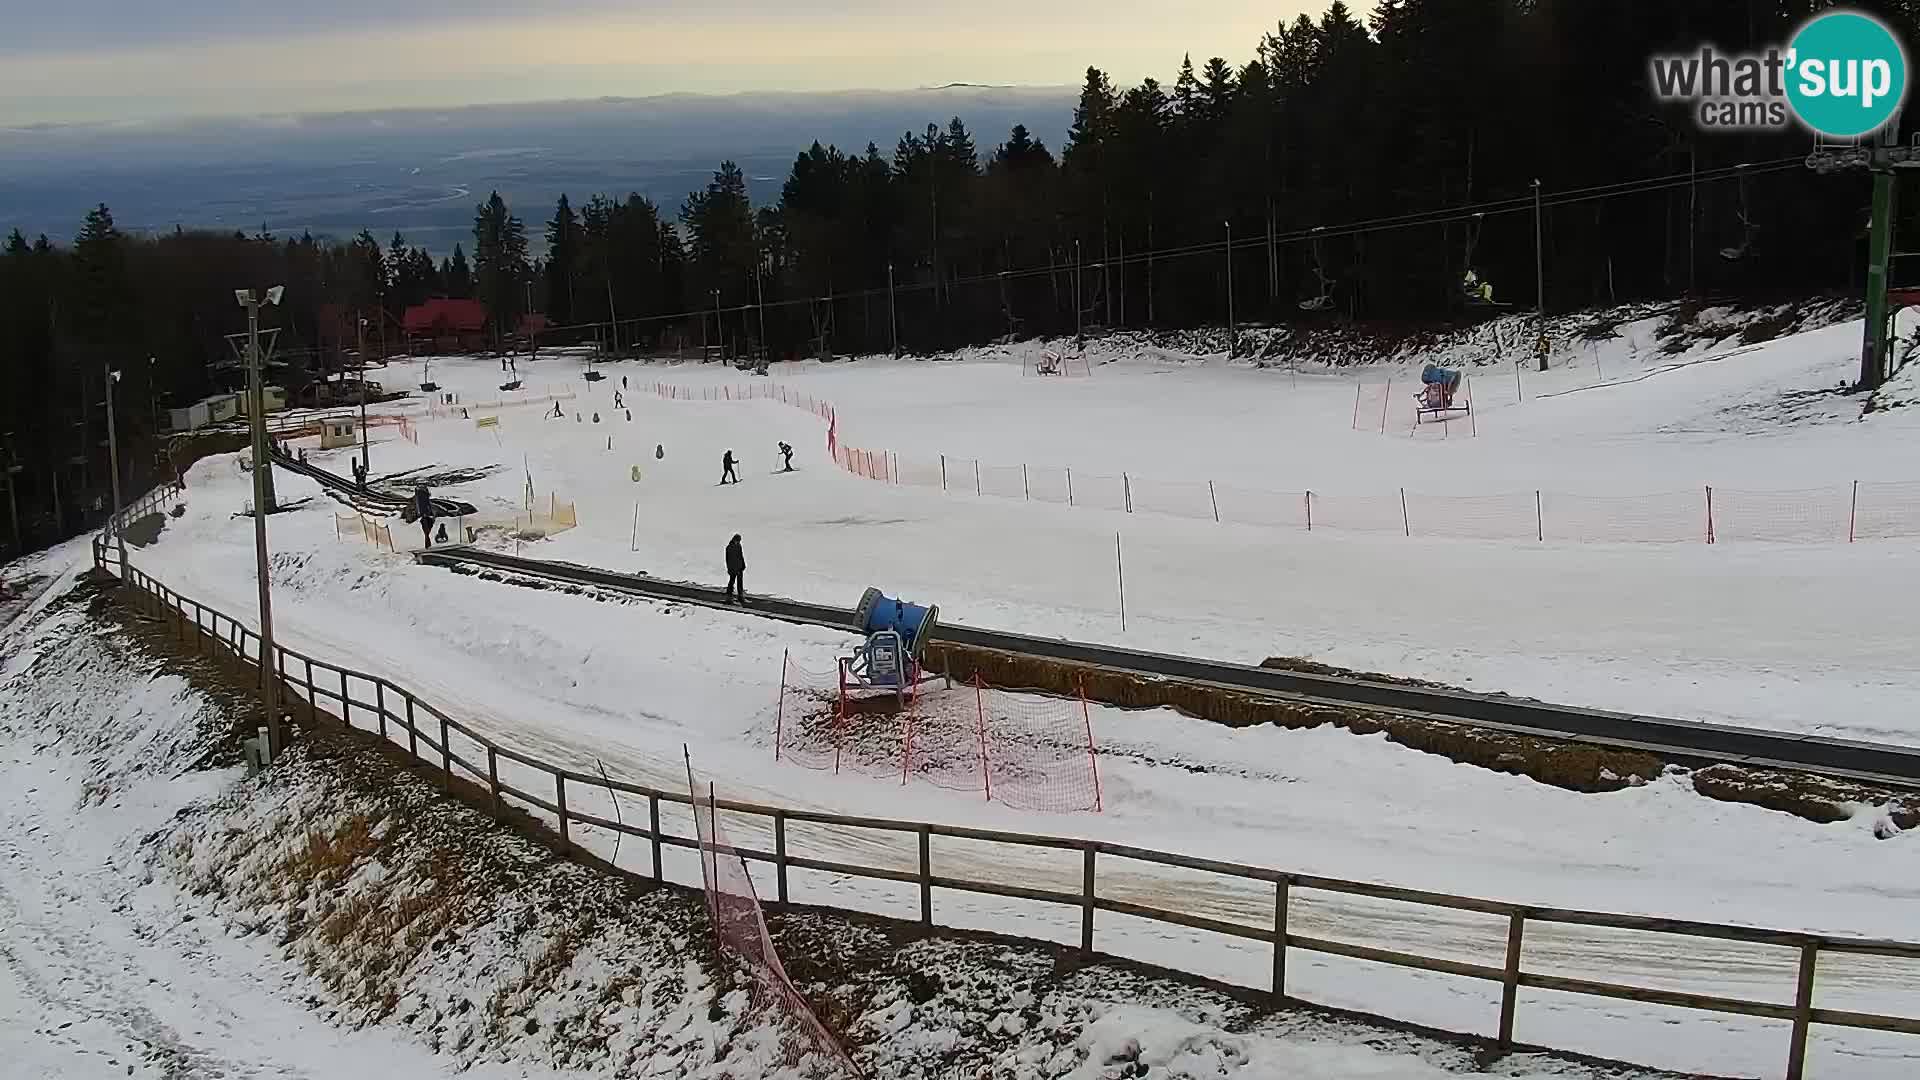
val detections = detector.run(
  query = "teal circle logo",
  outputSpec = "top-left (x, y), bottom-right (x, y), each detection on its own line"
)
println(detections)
top-left (1786, 11), bottom-right (1908, 138)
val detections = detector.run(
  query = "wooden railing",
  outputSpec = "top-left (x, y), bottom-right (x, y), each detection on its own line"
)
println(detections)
top-left (88, 529), bottom-right (1920, 1080)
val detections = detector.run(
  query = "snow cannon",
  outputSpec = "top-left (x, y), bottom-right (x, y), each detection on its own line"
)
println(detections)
top-left (1421, 365), bottom-right (1462, 392)
top-left (842, 588), bottom-right (942, 706)
top-left (853, 587), bottom-right (939, 661)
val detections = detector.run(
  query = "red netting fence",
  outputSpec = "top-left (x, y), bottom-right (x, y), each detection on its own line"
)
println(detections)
top-left (773, 653), bottom-right (1102, 814)
top-left (652, 381), bottom-right (1920, 545)
top-left (685, 757), bottom-right (858, 1076)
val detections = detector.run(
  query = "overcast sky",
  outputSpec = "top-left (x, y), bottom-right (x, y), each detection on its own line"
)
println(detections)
top-left (2, 1), bottom-right (1306, 125)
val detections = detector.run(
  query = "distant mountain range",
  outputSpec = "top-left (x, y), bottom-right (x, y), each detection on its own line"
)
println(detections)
top-left (0, 86), bottom-right (1076, 252)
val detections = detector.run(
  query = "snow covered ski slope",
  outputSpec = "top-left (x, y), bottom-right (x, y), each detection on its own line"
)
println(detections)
top-left (118, 313), bottom-right (1920, 1077)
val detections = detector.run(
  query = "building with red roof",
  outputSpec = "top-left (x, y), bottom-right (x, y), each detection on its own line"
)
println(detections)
top-left (402, 298), bottom-right (489, 353)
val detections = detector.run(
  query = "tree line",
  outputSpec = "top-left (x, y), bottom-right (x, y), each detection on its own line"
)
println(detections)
top-left (4, 0), bottom-right (1914, 557)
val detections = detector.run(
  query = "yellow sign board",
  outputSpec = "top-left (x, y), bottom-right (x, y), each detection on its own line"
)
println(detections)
top-left (475, 416), bottom-right (500, 430)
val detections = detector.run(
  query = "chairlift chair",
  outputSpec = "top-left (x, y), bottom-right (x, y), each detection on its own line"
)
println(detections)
top-left (1298, 229), bottom-right (1335, 312)
top-left (1719, 165), bottom-right (1758, 261)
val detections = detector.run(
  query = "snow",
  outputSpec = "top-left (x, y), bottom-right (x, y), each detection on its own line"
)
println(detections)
top-left (98, 315), bottom-right (1920, 1077)
top-left (0, 561), bottom-right (1695, 1080)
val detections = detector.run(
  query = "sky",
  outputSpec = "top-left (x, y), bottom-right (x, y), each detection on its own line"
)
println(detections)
top-left (0, 0), bottom-right (1307, 126)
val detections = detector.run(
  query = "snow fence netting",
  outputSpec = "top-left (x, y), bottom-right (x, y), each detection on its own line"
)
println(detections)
top-left (773, 655), bottom-right (1102, 813)
top-left (685, 760), bottom-right (856, 1076)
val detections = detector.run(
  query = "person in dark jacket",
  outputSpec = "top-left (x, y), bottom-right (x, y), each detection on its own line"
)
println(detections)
top-left (778, 442), bottom-right (794, 472)
top-left (724, 534), bottom-right (746, 603)
top-left (413, 485), bottom-right (436, 548)
top-left (721, 450), bottom-right (739, 485)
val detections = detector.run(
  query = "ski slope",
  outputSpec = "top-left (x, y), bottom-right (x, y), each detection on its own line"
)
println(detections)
top-left (122, 318), bottom-right (1920, 1078)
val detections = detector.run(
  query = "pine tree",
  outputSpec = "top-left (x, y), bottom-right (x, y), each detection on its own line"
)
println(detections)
top-left (473, 192), bottom-right (530, 336)
top-left (71, 204), bottom-right (134, 345)
top-left (544, 194), bottom-right (581, 325)
top-left (443, 245), bottom-right (473, 298)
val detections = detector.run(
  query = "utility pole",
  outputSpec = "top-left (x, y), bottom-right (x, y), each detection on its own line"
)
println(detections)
top-left (1224, 221), bottom-right (1235, 359)
top-left (887, 262), bottom-right (899, 357)
top-left (606, 278), bottom-right (620, 356)
top-left (1862, 132), bottom-right (1898, 390)
top-left (525, 280), bottom-right (538, 360)
top-left (1, 438), bottom-right (19, 558)
top-left (104, 365), bottom-right (126, 576)
top-left (712, 288), bottom-right (723, 361)
top-left (753, 255), bottom-right (768, 368)
top-left (1533, 179), bottom-right (1548, 373)
top-left (236, 286), bottom-right (287, 760)
top-left (1074, 239), bottom-right (1083, 344)
top-left (356, 315), bottom-right (370, 475)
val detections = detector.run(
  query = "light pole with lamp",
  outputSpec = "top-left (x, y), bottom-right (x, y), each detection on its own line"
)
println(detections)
top-left (357, 314), bottom-right (371, 476)
top-left (237, 285), bottom-right (287, 760)
top-left (104, 364), bottom-right (125, 575)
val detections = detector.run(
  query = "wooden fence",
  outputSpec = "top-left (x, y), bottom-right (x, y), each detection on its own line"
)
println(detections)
top-left (88, 519), bottom-right (1920, 1080)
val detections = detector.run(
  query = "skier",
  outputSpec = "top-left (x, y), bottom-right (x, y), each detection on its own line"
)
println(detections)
top-left (413, 485), bottom-right (436, 549)
top-left (724, 534), bottom-right (746, 604)
top-left (721, 450), bottom-right (739, 485)
top-left (655, 444), bottom-right (665, 460)
top-left (778, 442), bottom-right (794, 472)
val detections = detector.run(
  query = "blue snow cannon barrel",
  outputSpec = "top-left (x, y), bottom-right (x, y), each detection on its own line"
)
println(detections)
top-left (853, 587), bottom-right (940, 660)
top-left (1422, 364), bottom-right (1461, 390)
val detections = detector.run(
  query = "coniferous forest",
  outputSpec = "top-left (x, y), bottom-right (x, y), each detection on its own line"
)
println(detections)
top-left (3, 0), bottom-right (1917, 556)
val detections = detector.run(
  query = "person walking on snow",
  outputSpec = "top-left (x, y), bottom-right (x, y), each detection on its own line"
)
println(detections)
top-left (724, 534), bottom-right (746, 604)
top-left (413, 485), bottom-right (436, 549)
top-left (721, 450), bottom-right (739, 485)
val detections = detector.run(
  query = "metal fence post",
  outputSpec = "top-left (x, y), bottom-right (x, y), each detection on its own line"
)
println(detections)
top-left (1273, 876), bottom-right (1290, 996)
top-left (919, 825), bottom-right (933, 926)
top-left (1081, 844), bottom-right (1096, 951)
top-left (487, 746), bottom-right (501, 818)
top-left (555, 773), bottom-right (569, 850)
top-left (375, 682), bottom-right (388, 739)
top-left (405, 696), bottom-right (418, 761)
top-left (775, 811), bottom-right (789, 904)
top-left (1498, 911), bottom-right (1526, 1049)
top-left (339, 669), bottom-right (350, 725)
top-left (440, 716), bottom-right (451, 776)
top-left (1787, 941), bottom-right (1820, 1080)
top-left (648, 794), bottom-right (663, 881)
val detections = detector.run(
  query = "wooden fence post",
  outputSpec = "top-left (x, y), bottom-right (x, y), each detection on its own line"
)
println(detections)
top-left (1273, 876), bottom-right (1290, 996)
top-left (940, 454), bottom-right (947, 492)
top-left (339, 669), bottom-right (350, 725)
top-left (487, 747), bottom-right (501, 818)
top-left (1023, 464), bottom-right (1030, 501)
top-left (440, 717), bottom-right (452, 775)
top-left (1305, 491), bottom-right (1313, 532)
top-left (406, 696), bottom-right (419, 761)
top-left (1498, 911), bottom-right (1526, 1049)
top-left (555, 773), bottom-right (570, 850)
top-left (919, 825), bottom-right (933, 926)
top-left (775, 811), bottom-right (789, 903)
top-left (375, 682), bottom-right (388, 739)
top-left (649, 794), bottom-right (663, 881)
top-left (1787, 941), bottom-right (1820, 1080)
top-left (1081, 845), bottom-right (1097, 952)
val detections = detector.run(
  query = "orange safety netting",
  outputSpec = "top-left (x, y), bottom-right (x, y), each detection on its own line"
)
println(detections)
top-left (773, 655), bottom-right (1102, 814)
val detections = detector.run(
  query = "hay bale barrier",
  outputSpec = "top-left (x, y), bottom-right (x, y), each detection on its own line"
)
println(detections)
top-left (922, 642), bottom-right (1664, 795)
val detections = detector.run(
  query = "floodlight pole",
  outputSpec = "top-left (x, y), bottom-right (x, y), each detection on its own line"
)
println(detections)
top-left (887, 262), bottom-right (899, 357)
top-left (1224, 221), bottom-right (1235, 359)
top-left (239, 288), bottom-right (286, 759)
top-left (1533, 178), bottom-right (1548, 372)
top-left (357, 315), bottom-right (370, 474)
top-left (104, 365), bottom-right (125, 575)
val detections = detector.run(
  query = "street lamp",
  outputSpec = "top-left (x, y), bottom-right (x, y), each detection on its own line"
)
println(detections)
top-left (357, 315), bottom-right (371, 475)
top-left (235, 284), bottom-right (287, 760)
top-left (104, 366), bottom-right (124, 575)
